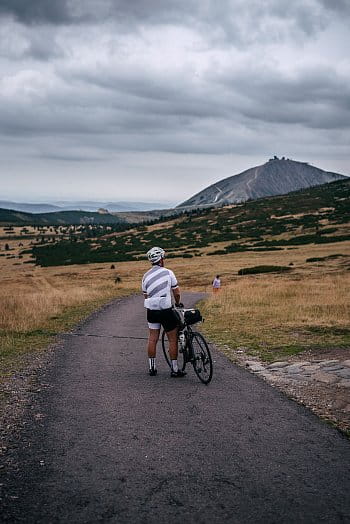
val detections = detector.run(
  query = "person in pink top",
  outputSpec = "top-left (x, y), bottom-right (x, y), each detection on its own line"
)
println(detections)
top-left (212, 275), bottom-right (221, 293)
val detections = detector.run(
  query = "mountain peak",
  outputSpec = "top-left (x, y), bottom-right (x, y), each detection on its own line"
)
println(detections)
top-left (178, 158), bottom-right (347, 208)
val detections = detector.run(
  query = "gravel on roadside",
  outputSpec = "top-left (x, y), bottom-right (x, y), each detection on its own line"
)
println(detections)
top-left (221, 345), bottom-right (350, 435)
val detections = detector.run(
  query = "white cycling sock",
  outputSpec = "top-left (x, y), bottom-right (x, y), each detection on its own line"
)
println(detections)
top-left (149, 357), bottom-right (156, 370)
top-left (171, 360), bottom-right (178, 372)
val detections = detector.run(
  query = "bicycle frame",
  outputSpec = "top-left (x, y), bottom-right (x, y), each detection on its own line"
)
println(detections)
top-left (179, 324), bottom-right (194, 363)
top-left (162, 308), bottom-right (213, 384)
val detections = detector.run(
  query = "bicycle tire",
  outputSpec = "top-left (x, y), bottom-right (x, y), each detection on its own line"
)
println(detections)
top-left (190, 332), bottom-right (213, 384)
top-left (161, 330), bottom-right (186, 371)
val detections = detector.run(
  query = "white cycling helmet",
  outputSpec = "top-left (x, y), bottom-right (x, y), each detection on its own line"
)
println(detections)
top-left (147, 246), bottom-right (165, 264)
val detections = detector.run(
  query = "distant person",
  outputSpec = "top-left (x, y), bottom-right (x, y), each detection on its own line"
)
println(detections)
top-left (141, 247), bottom-right (186, 378)
top-left (212, 275), bottom-right (221, 293)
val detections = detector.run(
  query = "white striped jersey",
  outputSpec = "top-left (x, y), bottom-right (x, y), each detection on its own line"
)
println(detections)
top-left (142, 265), bottom-right (178, 303)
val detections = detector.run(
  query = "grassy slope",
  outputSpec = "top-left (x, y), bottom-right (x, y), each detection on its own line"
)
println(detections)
top-left (31, 178), bottom-right (350, 266)
top-left (0, 208), bottom-right (126, 225)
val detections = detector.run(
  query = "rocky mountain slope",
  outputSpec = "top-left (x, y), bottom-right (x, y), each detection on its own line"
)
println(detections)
top-left (178, 157), bottom-right (347, 208)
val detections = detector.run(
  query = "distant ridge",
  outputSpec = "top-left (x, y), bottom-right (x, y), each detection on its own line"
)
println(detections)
top-left (178, 157), bottom-right (347, 208)
top-left (0, 200), bottom-right (174, 214)
top-left (0, 201), bottom-right (61, 214)
top-left (0, 208), bottom-right (125, 226)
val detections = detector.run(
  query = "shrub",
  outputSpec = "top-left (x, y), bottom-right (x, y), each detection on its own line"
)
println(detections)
top-left (306, 257), bottom-right (325, 263)
top-left (207, 250), bottom-right (227, 256)
top-left (238, 265), bottom-right (292, 275)
top-left (306, 254), bottom-right (346, 263)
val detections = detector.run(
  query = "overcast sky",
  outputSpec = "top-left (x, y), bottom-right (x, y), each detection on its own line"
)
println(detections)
top-left (0, 0), bottom-right (349, 205)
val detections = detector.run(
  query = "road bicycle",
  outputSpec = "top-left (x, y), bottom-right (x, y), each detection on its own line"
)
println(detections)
top-left (162, 308), bottom-right (213, 384)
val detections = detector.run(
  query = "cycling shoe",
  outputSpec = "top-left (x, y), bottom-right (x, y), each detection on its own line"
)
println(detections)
top-left (170, 370), bottom-right (187, 378)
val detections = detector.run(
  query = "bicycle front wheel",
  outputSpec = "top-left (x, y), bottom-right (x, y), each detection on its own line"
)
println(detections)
top-left (190, 332), bottom-right (213, 384)
top-left (161, 330), bottom-right (186, 371)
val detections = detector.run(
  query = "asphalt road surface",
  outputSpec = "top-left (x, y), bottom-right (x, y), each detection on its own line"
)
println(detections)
top-left (2, 293), bottom-right (350, 523)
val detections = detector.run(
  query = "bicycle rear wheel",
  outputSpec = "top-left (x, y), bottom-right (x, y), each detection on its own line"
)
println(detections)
top-left (190, 332), bottom-right (213, 384)
top-left (161, 330), bottom-right (186, 371)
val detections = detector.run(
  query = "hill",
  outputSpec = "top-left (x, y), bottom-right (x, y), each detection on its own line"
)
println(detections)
top-left (31, 178), bottom-right (350, 266)
top-left (0, 201), bottom-right (61, 213)
top-left (0, 208), bottom-right (126, 226)
top-left (0, 200), bottom-right (175, 214)
top-left (178, 157), bottom-right (347, 208)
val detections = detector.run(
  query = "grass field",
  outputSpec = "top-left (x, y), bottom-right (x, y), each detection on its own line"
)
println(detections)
top-left (1, 239), bottom-right (349, 384)
top-left (0, 260), bottom-right (140, 381)
top-left (200, 272), bottom-right (350, 362)
top-left (191, 242), bottom-right (350, 361)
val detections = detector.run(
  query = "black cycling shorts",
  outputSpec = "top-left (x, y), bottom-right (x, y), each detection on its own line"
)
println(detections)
top-left (146, 308), bottom-right (179, 332)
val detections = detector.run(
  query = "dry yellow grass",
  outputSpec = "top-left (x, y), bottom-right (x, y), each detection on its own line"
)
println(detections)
top-left (1, 281), bottom-right (115, 332)
top-left (198, 246), bottom-right (350, 361)
top-left (201, 273), bottom-right (349, 340)
top-left (0, 260), bottom-right (142, 376)
top-left (1, 266), bottom-right (143, 320)
top-left (0, 240), bottom-right (349, 374)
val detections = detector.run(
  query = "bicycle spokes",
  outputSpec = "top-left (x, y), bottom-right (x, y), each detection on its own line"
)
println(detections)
top-left (191, 332), bottom-right (213, 384)
top-left (161, 329), bottom-right (186, 372)
top-left (161, 327), bottom-right (213, 383)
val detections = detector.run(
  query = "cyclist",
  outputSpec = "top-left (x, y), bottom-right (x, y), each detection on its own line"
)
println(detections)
top-left (142, 246), bottom-right (186, 378)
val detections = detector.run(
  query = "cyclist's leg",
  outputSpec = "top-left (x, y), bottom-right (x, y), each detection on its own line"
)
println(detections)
top-left (160, 309), bottom-right (179, 360)
top-left (147, 327), bottom-right (160, 358)
top-left (166, 327), bottom-right (178, 360)
top-left (160, 309), bottom-right (185, 377)
top-left (166, 327), bottom-right (186, 377)
top-left (146, 309), bottom-right (161, 375)
top-left (146, 327), bottom-right (160, 375)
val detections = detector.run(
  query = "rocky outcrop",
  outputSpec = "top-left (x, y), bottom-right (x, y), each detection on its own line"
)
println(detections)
top-left (178, 157), bottom-right (347, 208)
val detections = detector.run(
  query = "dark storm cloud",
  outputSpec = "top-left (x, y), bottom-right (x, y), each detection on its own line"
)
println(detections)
top-left (0, 0), bottom-right (349, 185)
top-left (0, 0), bottom-right (199, 26)
top-left (217, 67), bottom-right (350, 130)
top-left (0, 0), bottom-right (71, 24)
top-left (317, 0), bottom-right (350, 15)
top-left (1, 51), bottom-right (349, 156)
top-left (0, 0), bottom-right (343, 41)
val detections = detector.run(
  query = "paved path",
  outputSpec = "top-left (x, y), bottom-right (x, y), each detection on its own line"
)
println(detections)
top-left (2, 293), bottom-right (350, 523)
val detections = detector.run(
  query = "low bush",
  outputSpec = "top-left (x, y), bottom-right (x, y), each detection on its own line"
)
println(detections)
top-left (306, 254), bottom-right (347, 262)
top-left (207, 250), bottom-right (227, 256)
top-left (238, 265), bottom-right (292, 275)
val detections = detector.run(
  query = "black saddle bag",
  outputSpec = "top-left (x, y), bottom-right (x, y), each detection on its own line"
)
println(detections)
top-left (184, 309), bottom-right (202, 325)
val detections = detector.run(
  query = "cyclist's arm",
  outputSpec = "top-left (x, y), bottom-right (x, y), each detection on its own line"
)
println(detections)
top-left (172, 286), bottom-right (181, 306)
top-left (169, 269), bottom-right (181, 305)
